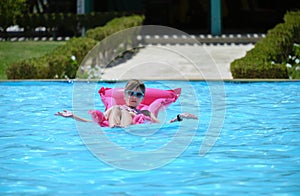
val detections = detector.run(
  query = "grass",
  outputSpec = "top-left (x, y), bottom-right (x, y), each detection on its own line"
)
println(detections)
top-left (0, 41), bottom-right (65, 80)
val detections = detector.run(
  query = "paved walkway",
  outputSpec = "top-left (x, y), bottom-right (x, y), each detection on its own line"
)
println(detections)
top-left (101, 44), bottom-right (254, 80)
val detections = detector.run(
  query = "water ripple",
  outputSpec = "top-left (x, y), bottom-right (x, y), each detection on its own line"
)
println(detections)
top-left (0, 81), bottom-right (299, 195)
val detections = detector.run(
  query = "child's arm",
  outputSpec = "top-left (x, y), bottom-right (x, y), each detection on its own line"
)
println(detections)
top-left (170, 113), bottom-right (198, 123)
top-left (55, 110), bottom-right (92, 122)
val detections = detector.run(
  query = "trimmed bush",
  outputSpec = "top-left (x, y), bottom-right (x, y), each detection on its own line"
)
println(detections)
top-left (6, 37), bottom-right (97, 79)
top-left (286, 44), bottom-right (300, 79)
top-left (6, 14), bottom-right (145, 79)
top-left (78, 12), bottom-right (127, 30)
top-left (86, 15), bottom-right (144, 41)
top-left (231, 59), bottom-right (288, 79)
top-left (6, 59), bottom-right (38, 79)
top-left (284, 11), bottom-right (300, 43)
top-left (230, 10), bottom-right (300, 79)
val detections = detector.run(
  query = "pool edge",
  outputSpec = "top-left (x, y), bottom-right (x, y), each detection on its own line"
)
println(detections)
top-left (0, 79), bottom-right (300, 83)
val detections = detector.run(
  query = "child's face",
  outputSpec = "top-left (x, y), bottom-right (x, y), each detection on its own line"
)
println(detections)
top-left (124, 87), bottom-right (144, 108)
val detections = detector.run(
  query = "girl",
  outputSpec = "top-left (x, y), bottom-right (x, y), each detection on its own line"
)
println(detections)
top-left (56, 79), bottom-right (197, 127)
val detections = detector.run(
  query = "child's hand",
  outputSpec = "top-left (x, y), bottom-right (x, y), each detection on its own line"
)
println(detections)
top-left (170, 113), bottom-right (198, 123)
top-left (55, 110), bottom-right (74, 118)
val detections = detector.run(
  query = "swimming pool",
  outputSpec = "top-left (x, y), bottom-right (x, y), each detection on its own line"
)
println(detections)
top-left (0, 81), bottom-right (299, 195)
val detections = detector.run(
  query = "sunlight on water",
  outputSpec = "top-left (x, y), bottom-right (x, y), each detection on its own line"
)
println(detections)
top-left (0, 81), bottom-right (299, 195)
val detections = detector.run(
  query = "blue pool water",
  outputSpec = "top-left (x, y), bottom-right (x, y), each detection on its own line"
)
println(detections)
top-left (0, 81), bottom-right (299, 195)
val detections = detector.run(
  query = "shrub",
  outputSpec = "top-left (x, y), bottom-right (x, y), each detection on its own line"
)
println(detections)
top-left (45, 37), bottom-right (97, 79)
top-left (78, 12), bottom-right (126, 30)
top-left (6, 37), bottom-right (97, 79)
top-left (86, 15), bottom-right (144, 41)
top-left (285, 44), bottom-right (300, 79)
top-left (230, 10), bottom-right (299, 79)
top-left (230, 59), bottom-right (288, 79)
top-left (284, 11), bottom-right (300, 43)
top-left (6, 59), bottom-right (37, 79)
top-left (6, 14), bottom-right (144, 79)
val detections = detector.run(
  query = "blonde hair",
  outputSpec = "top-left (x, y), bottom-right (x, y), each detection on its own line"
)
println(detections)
top-left (124, 79), bottom-right (145, 94)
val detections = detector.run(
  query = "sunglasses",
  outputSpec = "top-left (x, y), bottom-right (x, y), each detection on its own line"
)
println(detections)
top-left (126, 90), bottom-right (144, 98)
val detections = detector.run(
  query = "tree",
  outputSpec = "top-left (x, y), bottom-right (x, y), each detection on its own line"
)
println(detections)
top-left (0, 0), bottom-right (26, 33)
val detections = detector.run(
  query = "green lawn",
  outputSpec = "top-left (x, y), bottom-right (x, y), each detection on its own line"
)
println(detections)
top-left (0, 41), bottom-right (65, 80)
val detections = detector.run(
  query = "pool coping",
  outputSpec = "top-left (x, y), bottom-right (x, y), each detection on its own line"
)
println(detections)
top-left (1, 79), bottom-right (300, 82)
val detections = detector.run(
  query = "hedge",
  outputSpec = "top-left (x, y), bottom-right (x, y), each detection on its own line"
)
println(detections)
top-left (85, 15), bottom-right (144, 41)
top-left (6, 37), bottom-right (97, 79)
top-left (6, 15), bottom-right (145, 79)
top-left (230, 10), bottom-right (300, 79)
